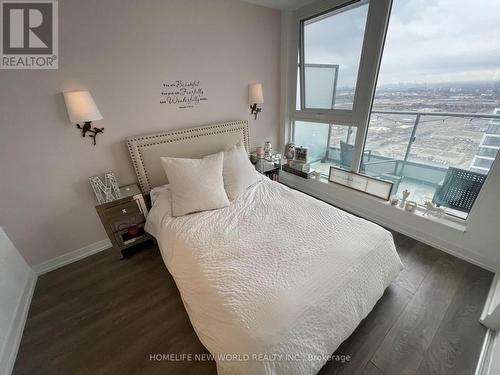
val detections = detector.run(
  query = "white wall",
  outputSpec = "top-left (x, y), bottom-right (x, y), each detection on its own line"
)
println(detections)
top-left (0, 0), bottom-right (281, 266)
top-left (0, 227), bottom-right (36, 375)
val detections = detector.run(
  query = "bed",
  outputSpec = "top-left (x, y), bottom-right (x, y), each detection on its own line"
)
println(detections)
top-left (127, 120), bottom-right (403, 375)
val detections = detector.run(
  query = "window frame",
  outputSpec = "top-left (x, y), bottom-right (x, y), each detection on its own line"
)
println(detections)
top-left (285, 0), bottom-right (500, 222)
top-left (287, 0), bottom-right (393, 171)
top-left (298, 0), bottom-right (369, 113)
top-left (291, 121), bottom-right (358, 172)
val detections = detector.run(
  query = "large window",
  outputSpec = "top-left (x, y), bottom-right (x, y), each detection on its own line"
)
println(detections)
top-left (361, 0), bottom-right (500, 218)
top-left (289, 0), bottom-right (500, 219)
top-left (290, 0), bottom-right (391, 176)
top-left (293, 122), bottom-right (357, 173)
top-left (300, 1), bottom-right (369, 110)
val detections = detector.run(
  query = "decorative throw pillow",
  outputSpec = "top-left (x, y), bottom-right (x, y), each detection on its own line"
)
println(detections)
top-left (149, 183), bottom-right (170, 205)
top-left (160, 152), bottom-right (230, 216)
top-left (144, 187), bottom-right (172, 238)
top-left (223, 143), bottom-right (261, 201)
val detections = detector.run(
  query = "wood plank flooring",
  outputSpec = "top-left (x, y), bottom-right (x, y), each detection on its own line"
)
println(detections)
top-left (13, 233), bottom-right (493, 375)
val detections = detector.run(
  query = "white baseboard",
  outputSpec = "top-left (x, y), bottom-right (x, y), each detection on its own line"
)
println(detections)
top-left (0, 240), bottom-right (111, 373)
top-left (481, 274), bottom-right (500, 330)
top-left (476, 329), bottom-right (499, 375)
top-left (0, 270), bottom-right (37, 375)
top-left (33, 239), bottom-right (112, 276)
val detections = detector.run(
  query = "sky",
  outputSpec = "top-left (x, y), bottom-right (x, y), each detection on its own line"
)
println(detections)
top-left (305, 2), bottom-right (368, 89)
top-left (305, 0), bottom-right (500, 88)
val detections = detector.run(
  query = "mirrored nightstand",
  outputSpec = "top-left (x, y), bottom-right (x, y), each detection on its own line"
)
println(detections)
top-left (95, 184), bottom-right (152, 258)
top-left (253, 153), bottom-right (281, 181)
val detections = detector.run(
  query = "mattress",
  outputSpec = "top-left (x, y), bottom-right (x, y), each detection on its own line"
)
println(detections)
top-left (146, 178), bottom-right (403, 375)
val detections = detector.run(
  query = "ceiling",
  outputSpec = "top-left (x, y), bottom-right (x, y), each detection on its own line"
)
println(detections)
top-left (240, 0), bottom-right (312, 10)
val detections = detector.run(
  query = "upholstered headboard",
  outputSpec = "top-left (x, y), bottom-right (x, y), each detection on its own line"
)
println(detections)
top-left (127, 120), bottom-right (249, 194)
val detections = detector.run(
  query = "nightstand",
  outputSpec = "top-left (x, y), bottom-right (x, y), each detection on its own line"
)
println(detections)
top-left (95, 184), bottom-right (152, 258)
top-left (255, 158), bottom-right (281, 181)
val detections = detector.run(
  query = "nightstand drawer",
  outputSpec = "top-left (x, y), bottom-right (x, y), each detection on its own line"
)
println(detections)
top-left (95, 183), bottom-right (151, 258)
top-left (104, 201), bottom-right (141, 219)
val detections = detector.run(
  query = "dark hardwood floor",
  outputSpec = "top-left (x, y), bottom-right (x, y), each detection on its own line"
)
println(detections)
top-left (13, 232), bottom-right (493, 375)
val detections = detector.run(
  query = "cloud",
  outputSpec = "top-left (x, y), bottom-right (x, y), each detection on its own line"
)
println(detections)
top-left (305, 0), bottom-right (500, 87)
top-left (377, 0), bottom-right (500, 84)
top-left (304, 2), bottom-right (368, 88)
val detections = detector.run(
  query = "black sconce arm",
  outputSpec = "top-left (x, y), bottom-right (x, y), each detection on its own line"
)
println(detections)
top-left (76, 121), bottom-right (104, 146)
top-left (250, 103), bottom-right (262, 120)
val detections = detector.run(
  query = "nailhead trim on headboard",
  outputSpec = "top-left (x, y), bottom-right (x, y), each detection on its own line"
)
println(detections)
top-left (126, 120), bottom-right (249, 194)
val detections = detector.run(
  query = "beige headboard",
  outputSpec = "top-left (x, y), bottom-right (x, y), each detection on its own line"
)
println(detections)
top-left (127, 120), bottom-right (249, 194)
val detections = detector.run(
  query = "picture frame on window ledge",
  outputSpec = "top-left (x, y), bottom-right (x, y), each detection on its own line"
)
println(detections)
top-left (294, 146), bottom-right (309, 163)
top-left (328, 166), bottom-right (393, 201)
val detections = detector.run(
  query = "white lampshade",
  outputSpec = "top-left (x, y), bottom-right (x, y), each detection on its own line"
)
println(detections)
top-left (63, 90), bottom-right (103, 123)
top-left (249, 83), bottom-right (264, 104)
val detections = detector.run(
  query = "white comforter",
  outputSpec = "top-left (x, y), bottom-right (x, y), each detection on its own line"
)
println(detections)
top-left (146, 177), bottom-right (403, 375)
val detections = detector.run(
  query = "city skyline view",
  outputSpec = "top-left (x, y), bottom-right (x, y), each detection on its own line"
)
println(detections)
top-left (297, 0), bottom-right (500, 217)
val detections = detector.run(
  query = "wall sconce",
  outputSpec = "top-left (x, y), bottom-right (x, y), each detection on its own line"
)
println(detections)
top-left (63, 90), bottom-right (104, 146)
top-left (249, 82), bottom-right (264, 120)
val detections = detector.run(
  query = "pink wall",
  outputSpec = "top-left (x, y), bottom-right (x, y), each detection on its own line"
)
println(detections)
top-left (0, 0), bottom-right (281, 265)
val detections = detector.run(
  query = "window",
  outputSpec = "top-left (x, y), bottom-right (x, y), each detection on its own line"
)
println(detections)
top-left (289, 0), bottom-right (391, 176)
top-left (477, 147), bottom-right (499, 158)
top-left (293, 121), bottom-right (357, 173)
top-left (303, 64), bottom-right (339, 109)
top-left (360, 0), bottom-right (500, 218)
top-left (483, 136), bottom-right (500, 147)
top-left (288, 0), bottom-right (500, 220)
top-left (300, 1), bottom-right (369, 110)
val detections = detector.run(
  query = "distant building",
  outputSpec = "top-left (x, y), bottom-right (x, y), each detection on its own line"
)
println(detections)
top-left (470, 107), bottom-right (500, 173)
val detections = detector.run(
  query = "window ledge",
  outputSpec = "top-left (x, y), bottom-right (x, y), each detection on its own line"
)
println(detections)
top-left (279, 171), bottom-right (467, 233)
top-left (388, 201), bottom-right (467, 232)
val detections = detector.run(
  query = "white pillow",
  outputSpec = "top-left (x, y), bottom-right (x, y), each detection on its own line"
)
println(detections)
top-left (223, 143), bottom-right (261, 201)
top-left (145, 187), bottom-right (172, 238)
top-left (160, 152), bottom-right (230, 217)
top-left (150, 183), bottom-right (170, 205)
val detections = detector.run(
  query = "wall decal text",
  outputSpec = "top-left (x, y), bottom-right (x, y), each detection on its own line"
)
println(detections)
top-left (160, 80), bottom-right (208, 109)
